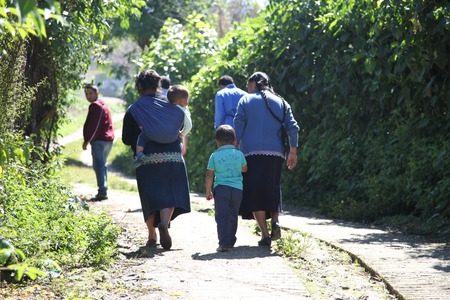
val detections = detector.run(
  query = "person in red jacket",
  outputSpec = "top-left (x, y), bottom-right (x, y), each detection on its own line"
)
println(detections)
top-left (82, 84), bottom-right (115, 201)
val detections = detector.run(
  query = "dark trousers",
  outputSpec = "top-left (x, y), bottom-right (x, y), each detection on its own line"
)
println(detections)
top-left (214, 185), bottom-right (243, 247)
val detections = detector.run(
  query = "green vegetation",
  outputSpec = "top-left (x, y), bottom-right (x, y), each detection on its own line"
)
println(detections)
top-left (0, 0), bottom-right (64, 39)
top-left (58, 91), bottom-right (125, 138)
top-left (0, 0), bottom-right (137, 284)
top-left (273, 230), bottom-right (312, 259)
top-left (0, 132), bottom-right (120, 283)
top-left (61, 135), bottom-right (137, 193)
top-left (1, 0), bottom-right (144, 153)
top-left (182, 0), bottom-right (449, 238)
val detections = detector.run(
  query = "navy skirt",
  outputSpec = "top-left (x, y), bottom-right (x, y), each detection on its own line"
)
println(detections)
top-left (135, 139), bottom-right (191, 226)
top-left (239, 155), bottom-right (284, 220)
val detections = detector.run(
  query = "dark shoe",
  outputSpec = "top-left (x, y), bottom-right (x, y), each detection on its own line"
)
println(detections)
top-left (158, 223), bottom-right (172, 250)
top-left (258, 236), bottom-right (271, 246)
top-left (90, 194), bottom-right (108, 201)
top-left (271, 222), bottom-right (281, 241)
top-left (216, 245), bottom-right (229, 252)
top-left (146, 238), bottom-right (157, 247)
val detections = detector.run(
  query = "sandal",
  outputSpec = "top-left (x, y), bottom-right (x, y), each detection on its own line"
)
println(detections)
top-left (158, 223), bottom-right (172, 250)
top-left (146, 238), bottom-right (157, 247)
top-left (271, 222), bottom-right (281, 241)
top-left (258, 236), bottom-right (271, 247)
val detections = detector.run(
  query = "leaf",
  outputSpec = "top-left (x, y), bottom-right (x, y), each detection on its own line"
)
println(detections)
top-left (30, 10), bottom-right (46, 38)
top-left (14, 248), bottom-right (25, 261)
top-left (2, 20), bottom-right (16, 36)
top-left (364, 58), bottom-right (375, 74)
top-left (26, 267), bottom-right (47, 280)
top-left (0, 249), bottom-right (12, 265)
top-left (14, 265), bottom-right (25, 281)
top-left (0, 148), bottom-right (7, 165)
top-left (329, 19), bottom-right (338, 31)
top-left (17, 27), bottom-right (27, 39)
top-left (18, 0), bottom-right (36, 21)
top-left (13, 148), bottom-right (25, 163)
top-left (0, 8), bottom-right (7, 18)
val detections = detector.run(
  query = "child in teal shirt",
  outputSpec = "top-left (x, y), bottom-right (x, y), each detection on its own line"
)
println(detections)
top-left (206, 125), bottom-right (248, 252)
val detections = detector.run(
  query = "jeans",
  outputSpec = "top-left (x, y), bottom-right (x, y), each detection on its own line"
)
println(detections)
top-left (90, 140), bottom-right (113, 196)
top-left (213, 185), bottom-right (243, 247)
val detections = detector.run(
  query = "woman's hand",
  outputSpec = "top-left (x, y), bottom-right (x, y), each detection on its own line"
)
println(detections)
top-left (287, 150), bottom-right (297, 170)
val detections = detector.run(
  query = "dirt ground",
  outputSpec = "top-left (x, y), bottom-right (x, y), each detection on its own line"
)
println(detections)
top-left (1, 181), bottom-right (396, 300)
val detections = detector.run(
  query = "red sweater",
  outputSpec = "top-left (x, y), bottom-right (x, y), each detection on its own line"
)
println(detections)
top-left (83, 100), bottom-right (115, 142)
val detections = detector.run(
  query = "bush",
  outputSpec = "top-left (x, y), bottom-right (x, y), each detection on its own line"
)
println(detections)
top-left (0, 132), bottom-right (119, 282)
top-left (185, 0), bottom-right (450, 237)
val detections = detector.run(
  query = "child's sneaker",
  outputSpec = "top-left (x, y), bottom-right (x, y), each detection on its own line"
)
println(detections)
top-left (216, 245), bottom-right (229, 252)
top-left (133, 152), bottom-right (145, 168)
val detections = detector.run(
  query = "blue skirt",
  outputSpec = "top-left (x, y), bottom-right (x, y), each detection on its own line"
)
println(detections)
top-left (135, 139), bottom-right (191, 226)
top-left (239, 155), bottom-right (284, 220)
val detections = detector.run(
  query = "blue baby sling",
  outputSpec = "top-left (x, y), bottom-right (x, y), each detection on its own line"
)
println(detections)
top-left (129, 95), bottom-right (184, 144)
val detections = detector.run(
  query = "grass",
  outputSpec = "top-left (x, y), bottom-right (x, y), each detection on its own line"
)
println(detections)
top-left (272, 230), bottom-right (312, 258)
top-left (58, 87), bottom-right (136, 193)
top-left (60, 96), bottom-right (137, 194)
top-left (61, 138), bottom-right (137, 193)
top-left (59, 91), bottom-right (127, 137)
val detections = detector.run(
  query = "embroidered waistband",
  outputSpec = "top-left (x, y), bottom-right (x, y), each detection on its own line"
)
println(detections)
top-left (246, 150), bottom-right (285, 159)
top-left (140, 152), bottom-right (184, 165)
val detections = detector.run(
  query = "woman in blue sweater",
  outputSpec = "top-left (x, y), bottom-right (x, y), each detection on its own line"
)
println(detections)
top-left (234, 71), bottom-right (299, 246)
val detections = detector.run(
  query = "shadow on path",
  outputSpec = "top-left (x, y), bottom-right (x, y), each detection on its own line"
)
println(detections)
top-left (192, 245), bottom-right (277, 261)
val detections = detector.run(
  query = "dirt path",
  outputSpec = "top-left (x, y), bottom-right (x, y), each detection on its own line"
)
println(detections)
top-left (73, 184), bottom-right (311, 299)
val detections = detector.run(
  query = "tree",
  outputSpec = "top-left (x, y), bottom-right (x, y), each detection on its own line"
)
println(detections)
top-left (0, 0), bottom-right (63, 40)
top-left (106, 0), bottom-right (263, 66)
top-left (121, 12), bottom-right (219, 104)
top-left (109, 0), bottom-right (213, 50)
top-left (212, 0), bottom-right (261, 37)
top-left (0, 0), bottom-right (144, 155)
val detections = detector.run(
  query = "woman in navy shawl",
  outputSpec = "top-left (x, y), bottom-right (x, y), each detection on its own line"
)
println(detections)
top-left (122, 69), bottom-right (190, 250)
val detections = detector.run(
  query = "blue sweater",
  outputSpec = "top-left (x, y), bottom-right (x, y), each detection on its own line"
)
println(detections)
top-left (214, 84), bottom-right (247, 129)
top-left (234, 91), bottom-right (299, 155)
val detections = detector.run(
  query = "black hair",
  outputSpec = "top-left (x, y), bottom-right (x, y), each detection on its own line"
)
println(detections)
top-left (218, 75), bottom-right (234, 87)
top-left (160, 76), bottom-right (171, 89)
top-left (248, 71), bottom-right (273, 92)
top-left (135, 69), bottom-right (161, 94)
top-left (167, 84), bottom-right (189, 105)
top-left (248, 70), bottom-right (286, 100)
top-left (84, 84), bottom-right (99, 93)
top-left (249, 71), bottom-right (288, 121)
top-left (215, 125), bottom-right (236, 145)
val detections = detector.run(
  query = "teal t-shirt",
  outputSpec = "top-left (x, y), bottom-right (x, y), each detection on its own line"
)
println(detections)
top-left (207, 145), bottom-right (247, 190)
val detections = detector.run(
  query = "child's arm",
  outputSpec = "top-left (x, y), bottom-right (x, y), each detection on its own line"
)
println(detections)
top-left (179, 108), bottom-right (192, 137)
top-left (181, 136), bottom-right (187, 156)
top-left (205, 169), bottom-right (214, 200)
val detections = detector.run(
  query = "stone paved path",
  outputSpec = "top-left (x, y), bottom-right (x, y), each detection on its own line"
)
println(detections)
top-left (281, 208), bottom-right (450, 300)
